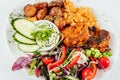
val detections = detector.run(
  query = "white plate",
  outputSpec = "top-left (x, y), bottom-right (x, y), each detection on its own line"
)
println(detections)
top-left (6, 0), bottom-right (119, 80)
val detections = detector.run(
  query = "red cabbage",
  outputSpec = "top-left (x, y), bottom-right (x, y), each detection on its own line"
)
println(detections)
top-left (35, 67), bottom-right (41, 77)
top-left (12, 56), bottom-right (32, 71)
top-left (75, 63), bottom-right (88, 78)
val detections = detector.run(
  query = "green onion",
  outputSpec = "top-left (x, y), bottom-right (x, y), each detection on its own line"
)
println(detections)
top-left (67, 49), bottom-right (76, 60)
top-left (38, 61), bottom-right (43, 67)
top-left (85, 48), bottom-right (112, 58)
top-left (85, 49), bottom-right (91, 57)
top-left (50, 73), bottom-right (57, 80)
top-left (94, 52), bottom-right (101, 58)
top-left (52, 73), bottom-right (57, 80)
top-left (29, 59), bottom-right (37, 75)
top-left (33, 51), bottom-right (41, 55)
top-left (102, 52), bottom-right (112, 57)
top-left (103, 52), bottom-right (107, 56)
top-left (30, 59), bottom-right (37, 69)
top-left (63, 49), bottom-right (76, 65)
top-left (107, 52), bottom-right (112, 56)
top-left (32, 24), bottom-right (55, 41)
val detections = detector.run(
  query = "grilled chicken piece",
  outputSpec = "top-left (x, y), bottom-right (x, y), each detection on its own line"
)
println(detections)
top-left (44, 15), bottom-right (54, 22)
top-left (87, 29), bottom-right (110, 52)
top-left (98, 30), bottom-right (110, 41)
top-left (34, 2), bottom-right (48, 10)
top-left (24, 4), bottom-right (37, 17)
top-left (87, 36), bottom-right (97, 48)
top-left (48, 1), bottom-right (63, 8)
top-left (97, 30), bottom-right (110, 52)
top-left (49, 7), bottom-right (63, 17)
top-left (54, 18), bottom-right (67, 30)
top-left (36, 8), bottom-right (48, 20)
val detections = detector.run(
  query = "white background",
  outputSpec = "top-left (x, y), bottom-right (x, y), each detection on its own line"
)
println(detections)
top-left (0, 0), bottom-right (120, 80)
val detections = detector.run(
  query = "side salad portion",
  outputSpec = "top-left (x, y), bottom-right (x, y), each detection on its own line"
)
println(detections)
top-left (12, 45), bottom-right (112, 80)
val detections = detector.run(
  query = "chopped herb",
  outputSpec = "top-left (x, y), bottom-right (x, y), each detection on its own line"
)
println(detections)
top-left (32, 25), bottom-right (55, 41)
top-left (29, 59), bottom-right (37, 75)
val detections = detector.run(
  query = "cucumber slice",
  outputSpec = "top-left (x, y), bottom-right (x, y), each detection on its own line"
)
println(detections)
top-left (13, 33), bottom-right (36, 45)
top-left (11, 18), bottom-right (36, 39)
top-left (18, 44), bottom-right (39, 53)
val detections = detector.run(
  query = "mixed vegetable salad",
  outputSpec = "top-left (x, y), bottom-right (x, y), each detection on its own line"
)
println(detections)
top-left (12, 45), bottom-right (112, 80)
top-left (10, 0), bottom-right (112, 80)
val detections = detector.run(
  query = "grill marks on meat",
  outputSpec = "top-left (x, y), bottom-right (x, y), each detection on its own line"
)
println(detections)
top-left (36, 8), bottom-right (48, 20)
top-left (98, 30), bottom-right (109, 41)
top-left (97, 30), bottom-right (110, 52)
top-left (87, 28), bottom-right (110, 52)
top-left (87, 36), bottom-right (97, 48)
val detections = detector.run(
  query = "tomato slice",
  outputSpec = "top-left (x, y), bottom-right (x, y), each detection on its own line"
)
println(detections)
top-left (42, 57), bottom-right (54, 65)
top-left (86, 57), bottom-right (97, 79)
top-left (98, 57), bottom-right (110, 69)
top-left (82, 57), bottom-right (97, 79)
top-left (48, 45), bottom-right (67, 70)
top-left (82, 68), bottom-right (93, 79)
top-left (65, 55), bottom-right (80, 70)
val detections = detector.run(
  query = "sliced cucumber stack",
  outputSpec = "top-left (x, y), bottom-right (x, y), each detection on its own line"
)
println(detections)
top-left (11, 18), bottom-right (40, 53)
top-left (11, 19), bottom-right (60, 53)
top-left (11, 18), bottom-right (36, 40)
top-left (13, 33), bottom-right (36, 45)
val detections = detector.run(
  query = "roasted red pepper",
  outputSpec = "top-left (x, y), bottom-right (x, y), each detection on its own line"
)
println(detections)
top-left (48, 45), bottom-right (67, 70)
top-left (65, 55), bottom-right (80, 70)
top-left (42, 57), bottom-right (54, 65)
top-left (86, 57), bottom-right (97, 79)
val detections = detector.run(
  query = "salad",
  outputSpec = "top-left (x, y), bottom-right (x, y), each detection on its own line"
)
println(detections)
top-left (10, 0), bottom-right (112, 80)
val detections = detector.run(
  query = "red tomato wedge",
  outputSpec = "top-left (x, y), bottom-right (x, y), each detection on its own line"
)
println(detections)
top-left (98, 57), bottom-right (110, 69)
top-left (82, 68), bottom-right (93, 79)
top-left (86, 57), bottom-right (97, 79)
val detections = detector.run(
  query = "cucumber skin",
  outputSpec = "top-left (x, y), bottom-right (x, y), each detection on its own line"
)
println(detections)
top-left (10, 18), bottom-right (19, 30)
top-left (13, 33), bottom-right (36, 45)
top-left (10, 18), bottom-right (35, 40)
top-left (18, 44), bottom-right (40, 53)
